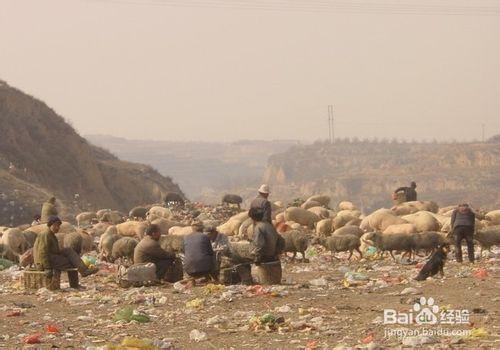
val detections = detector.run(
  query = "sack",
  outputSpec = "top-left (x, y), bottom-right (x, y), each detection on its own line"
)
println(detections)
top-left (116, 263), bottom-right (157, 288)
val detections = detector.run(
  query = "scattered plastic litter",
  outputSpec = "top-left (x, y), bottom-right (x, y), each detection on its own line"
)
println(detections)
top-left (6, 310), bottom-right (22, 317)
top-left (23, 333), bottom-right (42, 344)
top-left (185, 298), bottom-right (204, 309)
top-left (46, 324), bottom-right (59, 333)
top-left (309, 278), bottom-right (328, 287)
top-left (473, 268), bottom-right (489, 279)
top-left (82, 255), bottom-right (97, 268)
top-left (402, 335), bottom-right (437, 346)
top-left (400, 287), bottom-right (420, 295)
top-left (0, 201), bottom-right (497, 349)
top-left (468, 328), bottom-right (488, 338)
top-left (189, 329), bottom-right (208, 342)
top-left (113, 306), bottom-right (150, 323)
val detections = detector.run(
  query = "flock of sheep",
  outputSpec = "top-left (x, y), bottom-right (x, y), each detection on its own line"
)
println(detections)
top-left (216, 195), bottom-right (500, 263)
top-left (1, 196), bottom-right (500, 269)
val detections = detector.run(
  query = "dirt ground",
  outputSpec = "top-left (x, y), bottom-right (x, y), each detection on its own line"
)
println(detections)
top-left (0, 248), bottom-right (498, 349)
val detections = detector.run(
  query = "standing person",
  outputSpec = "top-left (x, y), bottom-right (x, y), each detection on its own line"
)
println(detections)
top-left (33, 216), bottom-right (98, 277)
top-left (394, 181), bottom-right (418, 202)
top-left (134, 224), bottom-right (175, 280)
top-left (451, 203), bottom-right (476, 263)
top-left (250, 184), bottom-right (272, 224)
top-left (41, 197), bottom-right (58, 223)
top-left (183, 223), bottom-right (217, 281)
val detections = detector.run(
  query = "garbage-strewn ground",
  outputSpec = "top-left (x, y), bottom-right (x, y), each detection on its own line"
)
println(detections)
top-left (1, 248), bottom-right (498, 349)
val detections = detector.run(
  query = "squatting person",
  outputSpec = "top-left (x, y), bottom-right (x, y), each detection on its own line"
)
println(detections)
top-left (134, 224), bottom-right (176, 280)
top-left (33, 216), bottom-right (98, 277)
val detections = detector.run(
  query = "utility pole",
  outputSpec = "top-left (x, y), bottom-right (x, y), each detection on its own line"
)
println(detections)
top-left (328, 105), bottom-right (334, 143)
top-left (327, 106), bottom-right (332, 143)
top-left (482, 123), bottom-right (485, 142)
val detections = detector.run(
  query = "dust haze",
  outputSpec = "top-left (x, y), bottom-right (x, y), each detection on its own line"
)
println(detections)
top-left (1, 0), bottom-right (499, 142)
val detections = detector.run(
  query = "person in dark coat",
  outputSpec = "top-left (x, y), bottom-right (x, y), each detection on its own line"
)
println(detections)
top-left (249, 208), bottom-right (281, 264)
top-left (451, 203), bottom-right (476, 263)
top-left (394, 181), bottom-right (418, 202)
top-left (183, 223), bottom-right (217, 280)
top-left (250, 184), bottom-right (272, 224)
top-left (33, 216), bottom-right (97, 277)
top-left (134, 224), bottom-right (175, 279)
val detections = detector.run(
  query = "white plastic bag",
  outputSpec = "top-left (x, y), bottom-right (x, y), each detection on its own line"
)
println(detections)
top-left (117, 263), bottom-right (157, 287)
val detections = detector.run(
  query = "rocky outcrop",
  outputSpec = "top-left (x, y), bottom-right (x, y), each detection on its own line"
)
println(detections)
top-left (263, 141), bottom-right (500, 211)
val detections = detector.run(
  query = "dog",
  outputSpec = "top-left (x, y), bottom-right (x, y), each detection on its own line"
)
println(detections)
top-left (414, 245), bottom-right (448, 281)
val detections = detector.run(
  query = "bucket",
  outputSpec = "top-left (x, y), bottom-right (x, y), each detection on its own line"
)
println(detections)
top-left (253, 261), bottom-right (282, 285)
top-left (164, 258), bottom-right (184, 283)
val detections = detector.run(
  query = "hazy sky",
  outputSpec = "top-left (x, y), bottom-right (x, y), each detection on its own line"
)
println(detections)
top-left (1, 0), bottom-right (499, 142)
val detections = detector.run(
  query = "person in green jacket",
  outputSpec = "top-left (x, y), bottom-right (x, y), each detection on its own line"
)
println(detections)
top-left (33, 216), bottom-right (97, 277)
top-left (40, 197), bottom-right (58, 223)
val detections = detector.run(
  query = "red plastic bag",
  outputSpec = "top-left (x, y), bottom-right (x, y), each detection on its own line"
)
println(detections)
top-left (46, 324), bottom-right (59, 333)
top-left (473, 268), bottom-right (488, 279)
top-left (306, 340), bottom-right (318, 349)
top-left (6, 310), bottom-right (22, 317)
top-left (23, 333), bottom-right (42, 344)
top-left (247, 285), bottom-right (267, 296)
top-left (361, 333), bottom-right (374, 344)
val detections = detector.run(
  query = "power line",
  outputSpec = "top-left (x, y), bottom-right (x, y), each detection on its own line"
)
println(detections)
top-left (85, 0), bottom-right (500, 16)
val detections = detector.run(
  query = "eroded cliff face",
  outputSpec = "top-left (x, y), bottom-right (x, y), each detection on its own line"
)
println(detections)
top-left (0, 81), bottom-right (183, 225)
top-left (263, 142), bottom-right (500, 211)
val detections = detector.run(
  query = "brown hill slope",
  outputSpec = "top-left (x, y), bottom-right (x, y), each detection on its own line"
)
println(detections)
top-left (0, 80), bottom-right (182, 225)
top-left (263, 140), bottom-right (500, 211)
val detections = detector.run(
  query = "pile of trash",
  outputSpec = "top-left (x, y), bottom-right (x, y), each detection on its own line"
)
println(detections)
top-left (0, 241), bottom-right (498, 349)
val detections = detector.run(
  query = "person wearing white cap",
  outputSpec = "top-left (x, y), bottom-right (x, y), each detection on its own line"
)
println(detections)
top-left (250, 184), bottom-right (272, 224)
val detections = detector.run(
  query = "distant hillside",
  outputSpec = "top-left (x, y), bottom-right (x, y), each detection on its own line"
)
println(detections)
top-left (87, 135), bottom-right (299, 202)
top-left (263, 140), bottom-right (500, 211)
top-left (0, 80), bottom-right (183, 225)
